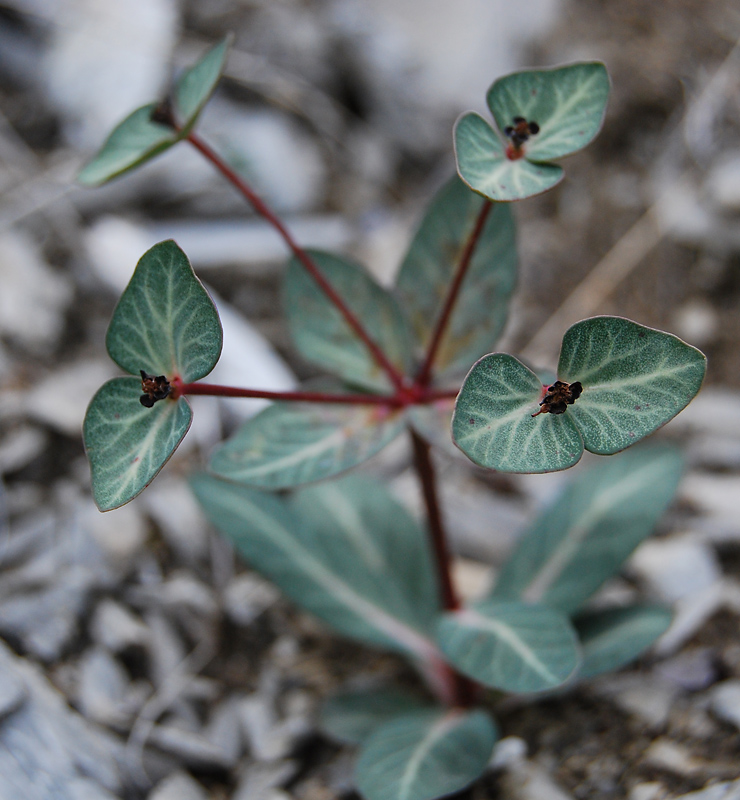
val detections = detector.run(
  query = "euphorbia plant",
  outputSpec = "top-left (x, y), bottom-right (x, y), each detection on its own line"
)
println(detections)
top-left (81, 40), bottom-right (705, 800)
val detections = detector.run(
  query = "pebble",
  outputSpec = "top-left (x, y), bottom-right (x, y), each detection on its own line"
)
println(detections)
top-left (0, 667), bottom-right (26, 719)
top-left (499, 757), bottom-right (575, 800)
top-left (490, 736), bottom-right (528, 769)
top-left (656, 648), bottom-right (718, 691)
top-left (76, 646), bottom-right (135, 728)
top-left (90, 598), bottom-right (150, 653)
top-left (148, 770), bottom-right (209, 800)
top-left (590, 675), bottom-right (679, 729)
top-left (203, 696), bottom-right (245, 765)
top-left (681, 474), bottom-right (740, 541)
top-left (710, 680), bottom-right (740, 731)
top-left (654, 582), bottom-right (726, 656)
top-left (643, 739), bottom-right (706, 776)
top-left (0, 424), bottom-right (47, 474)
top-left (675, 780), bottom-right (740, 800)
top-left (705, 152), bottom-right (740, 213)
top-left (222, 573), bottom-right (281, 627)
top-left (147, 723), bottom-right (235, 770)
top-left (629, 536), bottom-right (722, 603)
top-left (232, 760), bottom-right (299, 800)
top-left (629, 783), bottom-right (667, 800)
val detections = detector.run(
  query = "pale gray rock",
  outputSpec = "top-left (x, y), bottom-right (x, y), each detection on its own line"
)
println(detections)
top-left (0, 424), bottom-right (46, 475)
top-left (222, 573), bottom-right (281, 627)
top-left (148, 770), bottom-right (209, 800)
top-left (0, 667), bottom-right (26, 719)
top-left (490, 736), bottom-right (528, 769)
top-left (498, 756), bottom-right (575, 800)
top-left (655, 582), bottom-right (726, 656)
top-left (681, 473), bottom-right (740, 542)
top-left (629, 536), bottom-right (722, 603)
top-left (628, 783), bottom-right (666, 800)
top-left (203, 696), bottom-right (244, 765)
top-left (675, 780), bottom-right (740, 800)
top-left (0, 230), bottom-right (73, 351)
top-left (656, 649), bottom-right (717, 691)
top-left (710, 680), bottom-right (740, 732)
top-left (232, 760), bottom-right (298, 800)
top-left (90, 598), bottom-right (150, 653)
top-left (147, 723), bottom-right (235, 770)
top-left (589, 675), bottom-right (679, 729)
top-left (643, 738), bottom-right (707, 776)
top-left (0, 639), bottom-right (123, 798)
top-left (76, 647), bottom-right (139, 729)
top-left (705, 152), bottom-right (740, 213)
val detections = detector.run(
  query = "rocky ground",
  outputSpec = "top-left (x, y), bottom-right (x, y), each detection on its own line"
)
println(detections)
top-left (0, 0), bottom-right (739, 798)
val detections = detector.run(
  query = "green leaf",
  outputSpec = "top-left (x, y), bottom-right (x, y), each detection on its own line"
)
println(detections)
top-left (454, 113), bottom-right (563, 202)
top-left (320, 688), bottom-right (433, 745)
top-left (174, 36), bottom-right (231, 134)
top-left (290, 476), bottom-right (439, 633)
top-left (558, 317), bottom-right (706, 455)
top-left (575, 605), bottom-right (672, 679)
top-left (356, 708), bottom-right (497, 800)
top-left (209, 400), bottom-right (406, 489)
top-left (106, 240), bottom-right (222, 382)
top-left (190, 473), bottom-right (440, 659)
top-left (395, 176), bottom-right (517, 374)
top-left (452, 354), bottom-right (583, 472)
top-left (488, 62), bottom-right (609, 162)
top-left (284, 251), bottom-right (412, 393)
top-left (77, 104), bottom-right (178, 187)
top-left (491, 445), bottom-right (683, 614)
top-left (84, 378), bottom-right (192, 511)
top-left (77, 38), bottom-right (230, 186)
top-left (436, 600), bottom-right (580, 693)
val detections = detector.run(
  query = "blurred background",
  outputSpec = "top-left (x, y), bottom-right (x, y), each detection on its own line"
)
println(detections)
top-left (0, 1), bottom-right (739, 798)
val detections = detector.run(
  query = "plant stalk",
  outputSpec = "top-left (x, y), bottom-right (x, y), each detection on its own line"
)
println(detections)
top-left (185, 131), bottom-right (406, 393)
top-left (172, 379), bottom-right (459, 406)
top-left (410, 429), bottom-right (477, 708)
top-left (415, 200), bottom-right (492, 388)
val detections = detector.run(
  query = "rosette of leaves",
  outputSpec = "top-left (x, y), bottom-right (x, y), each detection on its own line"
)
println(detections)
top-left (83, 240), bottom-right (222, 510)
top-left (77, 37), bottom-right (231, 186)
top-left (452, 316), bottom-right (706, 473)
top-left (455, 62), bottom-right (610, 201)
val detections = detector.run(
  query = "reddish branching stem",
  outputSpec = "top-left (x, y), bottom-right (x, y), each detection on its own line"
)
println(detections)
top-left (415, 200), bottom-right (493, 389)
top-left (185, 131), bottom-right (406, 393)
top-left (410, 429), bottom-right (478, 708)
top-left (171, 378), bottom-right (459, 407)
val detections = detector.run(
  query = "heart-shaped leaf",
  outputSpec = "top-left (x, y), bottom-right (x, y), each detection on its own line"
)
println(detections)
top-left (84, 378), bottom-right (192, 511)
top-left (487, 62), bottom-right (609, 162)
top-left (452, 353), bottom-right (583, 472)
top-left (491, 445), bottom-right (683, 614)
top-left (356, 708), bottom-right (497, 800)
top-left (209, 400), bottom-right (406, 489)
top-left (106, 240), bottom-right (222, 382)
top-left (284, 250), bottom-right (412, 393)
top-left (290, 476), bottom-right (439, 634)
top-left (558, 317), bottom-right (706, 455)
top-left (78, 37), bottom-right (230, 186)
top-left (320, 688), bottom-right (433, 745)
top-left (575, 605), bottom-right (672, 679)
top-left (190, 474), bottom-right (440, 661)
top-left (454, 113), bottom-right (563, 202)
top-left (395, 176), bottom-right (517, 374)
top-left (437, 600), bottom-right (580, 693)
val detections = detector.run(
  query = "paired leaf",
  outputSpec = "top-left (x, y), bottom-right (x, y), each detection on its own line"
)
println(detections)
top-left (84, 378), bottom-right (192, 511)
top-left (575, 605), bottom-right (672, 679)
top-left (487, 62), bottom-right (610, 162)
top-left (491, 445), bottom-right (683, 614)
top-left (454, 114), bottom-right (563, 201)
top-left (78, 37), bottom-right (230, 186)
top-left (284, 251), bottom-right (412, 393)
top-left (320, 688), bottom-right (433, 745)
top-left (356, 708), bottom-right (497, 800)
top-left (209, 400), bottom-right (405, 489)
top-left (453, 317), bottom-right (705, 473)
top-left (437, 600), bottom-right (580, 693)
top-left (559, 317), bottom-right (706, 455)
top-left (454, 62), bottom-right (608, 202)
top-left (190, 473), bottom-right (440, 659)
top-left (395, 176), bottom-right (517, 374)
top-left (106, 239), bottom-right (222, 381)
top-left (451, 353), bottom-right (583, 472)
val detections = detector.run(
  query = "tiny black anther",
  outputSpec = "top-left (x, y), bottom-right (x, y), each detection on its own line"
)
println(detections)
top-left (139, 370), bottom-right (172, 407)
top-left (528, 121), bottom-right (540, 134)
top-left (532, 380), bottom-right (583, 418)
top-left (513, 116), bottom-right (526, 124)
top-left (504, 117), bottom-right (541, 151)
top-left (150, 97), bottom-right (176, 129)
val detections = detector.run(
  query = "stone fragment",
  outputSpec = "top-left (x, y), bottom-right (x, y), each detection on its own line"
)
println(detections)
top-left (628, 783), bottom-right (667, 800)
top-left (710, 680), bottom-right (740, 732)
top-left (590, 675), bottom-right (679, 729)
top-left (147, 770), bottom-right (208, 800)
top-left (499, 757), bottom-right (575, 800)
top-left (147, 724), bottom-right (235, 770)
top-left (656, 648), bottom-right (718, 691)
top-left (223, 573), bottom-right (280, 626)
top-left (232, 760), bottom-right (299, 800)
top-left (675, 780), bottom-right (740, 800)
top-left (90, 598), bottom-right (150, 653)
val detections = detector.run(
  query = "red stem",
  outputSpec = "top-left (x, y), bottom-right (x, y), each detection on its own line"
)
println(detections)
top-left (410, 429), bottom-right (477, 708)
top-left (415, 200), bottom-right (492, 388)
top-left (185, 131), bottom-right (406, 393)
top-left (171, 379), bottom-right (459, 407)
